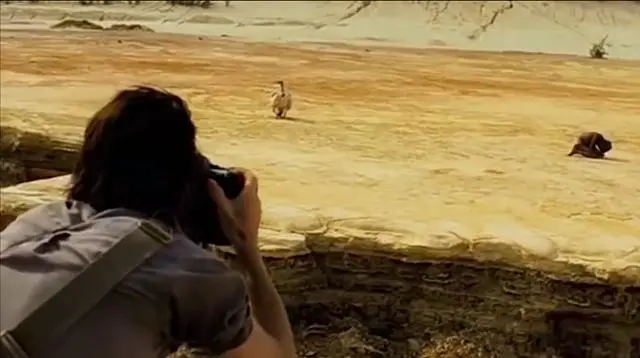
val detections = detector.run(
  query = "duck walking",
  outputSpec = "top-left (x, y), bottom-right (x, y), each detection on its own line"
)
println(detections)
top-left (270, 80), bottom-right (293, 119)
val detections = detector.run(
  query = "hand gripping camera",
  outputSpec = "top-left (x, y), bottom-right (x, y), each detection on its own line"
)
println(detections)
top-left (207, 162), bottom-right (245, 199)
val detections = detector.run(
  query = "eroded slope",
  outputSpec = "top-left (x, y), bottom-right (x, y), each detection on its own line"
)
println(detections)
top-left (2, 1), bottom-right (640, 58)
top-left (1, 175), bottom-right (639, 357)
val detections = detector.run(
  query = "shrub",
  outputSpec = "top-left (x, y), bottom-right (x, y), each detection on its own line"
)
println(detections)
top-left (589, 35), bottom-right (609, 59)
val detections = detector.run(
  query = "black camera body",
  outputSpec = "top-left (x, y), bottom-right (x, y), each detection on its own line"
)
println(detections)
top-left (180, 157), bottom-right (246, 247)
top-left (207, 162), bottom-right (245, 199)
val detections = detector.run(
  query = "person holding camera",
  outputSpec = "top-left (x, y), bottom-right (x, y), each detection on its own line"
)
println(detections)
top-left (0, 86), bottom-right (296, 358)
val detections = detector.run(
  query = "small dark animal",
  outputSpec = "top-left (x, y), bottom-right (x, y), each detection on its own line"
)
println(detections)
top-left (568, 131), bottom-right (612, 159)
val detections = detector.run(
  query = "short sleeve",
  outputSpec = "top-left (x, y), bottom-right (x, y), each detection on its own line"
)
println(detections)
top-left (169, 254), bottom-right (253, 355)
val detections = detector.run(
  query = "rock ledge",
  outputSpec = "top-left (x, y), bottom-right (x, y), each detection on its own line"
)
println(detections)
top-left (1, 176), bottom-right (638, 357)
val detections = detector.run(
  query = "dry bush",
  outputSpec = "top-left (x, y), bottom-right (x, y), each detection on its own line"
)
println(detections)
top-left (71, 1), bottom-right (229, 7)
top-left (589, 35), bottom-right (609, 59)
top-left (421, 331), bottom-right (505, 358)
top-left (166, 0), bottom-right (213, 8)
top-left (164, 321), bottom-right (564, 358)
top-left (420, 330), bottom-right (562, 358)
top-left (78, 0), bottom-right (118, 4)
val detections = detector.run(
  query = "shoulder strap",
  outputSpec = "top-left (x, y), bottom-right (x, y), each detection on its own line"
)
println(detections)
top-left (0, 217), bottom-right (172, 358)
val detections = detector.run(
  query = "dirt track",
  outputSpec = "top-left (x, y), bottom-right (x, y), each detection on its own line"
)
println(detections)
top-left (1, 28), bottom-right (639, 247)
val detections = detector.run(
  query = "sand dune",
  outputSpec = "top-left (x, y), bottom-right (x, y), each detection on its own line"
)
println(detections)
top-left (2, 1), bottom-right (640, 59)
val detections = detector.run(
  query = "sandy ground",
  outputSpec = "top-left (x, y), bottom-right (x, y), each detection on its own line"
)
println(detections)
top-left (1, 24), bottom-right (639, 253)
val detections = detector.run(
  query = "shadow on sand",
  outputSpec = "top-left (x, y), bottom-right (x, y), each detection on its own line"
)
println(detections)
top-left (568, 156), bottom-right (629, 163)
top-left (604, 157), bottom-right (630, 163)
top-left (272, 116), bottom-right (315, 124)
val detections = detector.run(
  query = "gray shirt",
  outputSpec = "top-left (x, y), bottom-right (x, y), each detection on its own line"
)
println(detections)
top-left (0, 200), bottom-right (252, 358)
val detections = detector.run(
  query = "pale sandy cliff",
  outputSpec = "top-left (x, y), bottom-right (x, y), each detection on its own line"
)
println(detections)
top-left (2, 1), bottom-right (640, 59)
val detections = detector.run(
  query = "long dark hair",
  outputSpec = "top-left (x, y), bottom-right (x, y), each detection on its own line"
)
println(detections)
top-left (68, 86), bottom-right (220, 244)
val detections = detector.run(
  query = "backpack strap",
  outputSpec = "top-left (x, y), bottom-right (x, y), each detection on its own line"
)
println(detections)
top-left (0, 216), bottom-right (172, 358)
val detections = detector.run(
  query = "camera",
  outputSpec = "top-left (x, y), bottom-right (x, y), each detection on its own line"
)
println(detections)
top-left (179, 156), bottom-right (246, 247)
top-left (207, 162), bottom-right (245, 199)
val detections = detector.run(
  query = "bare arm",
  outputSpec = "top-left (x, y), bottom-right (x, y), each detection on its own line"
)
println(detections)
top-left (209, 202), bottom-right (295, 358)
top-left (242, 250), bottom-right (296, 357)
top-left (221, 317), bottom-right (292, 358)
top-left (169, 245), bottom-right (293, 358)
top-left (219, 248), bottom-right (296, 358)
top-left (208, 170), bottom-right (296, 358)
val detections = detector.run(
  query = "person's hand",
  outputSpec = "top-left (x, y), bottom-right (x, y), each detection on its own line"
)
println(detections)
top-left (207, 168), bottom-right (262, 259)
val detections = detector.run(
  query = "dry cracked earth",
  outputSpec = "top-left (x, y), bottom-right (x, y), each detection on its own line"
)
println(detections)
top-left (1, 26), bottom-right (640, 358)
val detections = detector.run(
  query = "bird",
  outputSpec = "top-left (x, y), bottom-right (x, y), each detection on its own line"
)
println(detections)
top-left (270, 80), bottom-right (293, 119)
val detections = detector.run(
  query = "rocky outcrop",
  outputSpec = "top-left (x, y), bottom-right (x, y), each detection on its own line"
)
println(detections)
top-left (1, 176), bottom-right (638, 357)
top-left (105, 23), bottom-right (154, 32)
top-left (0, 159), bottom-right (27, 188)
top-left (50, 19), bottom-right (155, 32)
top-left (0, 125), bottom-right (75, 187)
top-left (0, 124), bottom-right (80, 178)
top-left (0, 158), bottom-right (65, 188)
top-left (50, 19), bottom-right (105, 30)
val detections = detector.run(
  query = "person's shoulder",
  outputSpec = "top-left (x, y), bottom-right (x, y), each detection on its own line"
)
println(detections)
top-left (4, 200), bottom-right (70, 224)
top-left (145, 235), bottom-right (251, 354)
top-left (1, 200), bottom-right (76, 243)
top-left (144, 231), bottom-right (233, 278)
top-left (161, 231), bottom-right (217, 260)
